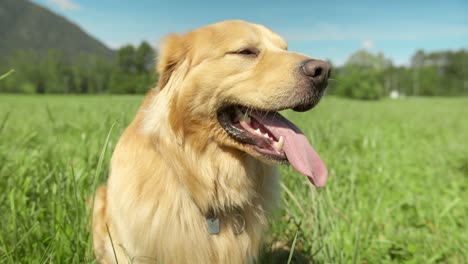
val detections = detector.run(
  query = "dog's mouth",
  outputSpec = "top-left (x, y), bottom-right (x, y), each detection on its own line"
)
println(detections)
top-left (217, 105), bottom-right (328, 187)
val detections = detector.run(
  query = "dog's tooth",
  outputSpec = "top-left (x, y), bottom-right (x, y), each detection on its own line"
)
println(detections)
top-left (241, 112), bottom-right (251, 124)
top-left (255, 128), bottom-right (262, 135)
top-left (273, 136), bottom-right (284, 151)
top-left (264, 133), bottom-right (270, 139)
top-left (233, 108), bottom-right (243, 122)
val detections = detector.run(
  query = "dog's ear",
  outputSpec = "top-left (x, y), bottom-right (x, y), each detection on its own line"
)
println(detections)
top-left (157, 34), bottom-right (188, 89)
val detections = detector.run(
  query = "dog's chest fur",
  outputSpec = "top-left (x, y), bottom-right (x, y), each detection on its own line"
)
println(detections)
top-left (98, 116), bottom-right (280, 263)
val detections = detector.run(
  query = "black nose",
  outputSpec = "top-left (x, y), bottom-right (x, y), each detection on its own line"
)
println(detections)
top-left (301, 59), bottom-right (330, 89)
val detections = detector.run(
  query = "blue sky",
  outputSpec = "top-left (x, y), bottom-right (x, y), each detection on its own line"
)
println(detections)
top-left (32, 0), bottom-right (467, 65)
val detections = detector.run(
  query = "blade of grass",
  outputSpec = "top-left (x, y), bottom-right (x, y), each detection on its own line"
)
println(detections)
top-left (287, 229), bottom-right (299, 264)
top-left (352, 224), bottom-right (361, 264)
top-left (0, 111), bottom-right (11, 134)
top-left (0, 230), bottom-right (15, 263)
top-left (106, 224), bottom-right (119, 264)
top-left (86, 123), bottom-right (116, 258)
top-left (281, 182), bottom-right (305, 214)
top-left (0, 69), bottom-right (14, 81)
top-left (45, 105), bottom-right (56, 125)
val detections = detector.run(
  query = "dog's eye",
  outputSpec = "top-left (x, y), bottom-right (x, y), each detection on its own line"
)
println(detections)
top-left (238, 49), bottom-right (255, 55)
top-left (233, 48), bottom-right (258, 57)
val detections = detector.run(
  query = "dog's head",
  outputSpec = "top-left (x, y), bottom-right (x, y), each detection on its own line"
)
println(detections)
top-left (153, 20), bottom-right (329, 187)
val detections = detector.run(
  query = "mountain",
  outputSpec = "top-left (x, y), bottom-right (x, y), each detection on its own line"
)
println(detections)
top-left (0, 0), bottom-right (114, 60)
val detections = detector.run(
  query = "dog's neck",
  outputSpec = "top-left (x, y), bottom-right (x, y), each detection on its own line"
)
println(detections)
top-left (174, 139), bottom-right (268, 215)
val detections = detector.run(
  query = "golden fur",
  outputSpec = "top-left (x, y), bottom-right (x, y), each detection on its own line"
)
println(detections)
top-left (92, 20), bottom-right (317, 263)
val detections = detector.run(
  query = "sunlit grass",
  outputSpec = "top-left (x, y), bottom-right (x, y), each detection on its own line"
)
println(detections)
top-left (0, 95), bottom-right (466, 263)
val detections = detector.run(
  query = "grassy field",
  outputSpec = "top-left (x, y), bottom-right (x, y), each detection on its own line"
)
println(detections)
top-left (0, 95), bottom-right (467, 263)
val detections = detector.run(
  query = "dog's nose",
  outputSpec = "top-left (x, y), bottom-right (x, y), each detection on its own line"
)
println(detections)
top-left (301, 59), bottom-right (330, 90)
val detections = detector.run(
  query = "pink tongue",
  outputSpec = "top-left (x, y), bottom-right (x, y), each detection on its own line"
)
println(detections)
top-left (250, 112), bottom-right (328, 187)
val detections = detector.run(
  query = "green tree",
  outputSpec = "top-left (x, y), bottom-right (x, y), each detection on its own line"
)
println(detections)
top-left (117, 45), bottom-right (136, 74)
top-left (333, 49), bottom-right (388, 100)
top-left (334, 69), bottom-right (384, 100)
top-left (135, 41), bottom-right (155, 74)
top-left (110, 42), bottom-right (157, 94)
top-left (346, 50), bottom-right (392, 70)
top-left (409, 49), bottom-right (468, 96)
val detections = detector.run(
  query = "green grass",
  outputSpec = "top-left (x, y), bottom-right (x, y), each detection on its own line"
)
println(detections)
top-left (0, 95), bottom-right (467, 263)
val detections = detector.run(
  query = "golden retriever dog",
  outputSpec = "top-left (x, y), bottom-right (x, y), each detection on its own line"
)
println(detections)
top-left (92, 20), bottom-right (329, 264)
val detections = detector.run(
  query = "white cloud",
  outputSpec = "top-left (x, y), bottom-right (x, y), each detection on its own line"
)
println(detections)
top-left (361, 39), bottom-right (374, 49)
top-left (46, 0), bottom-right (81, 11)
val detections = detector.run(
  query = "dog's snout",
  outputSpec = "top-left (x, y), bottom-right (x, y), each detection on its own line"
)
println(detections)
top-left (301, 59), bottom-right (330, 89)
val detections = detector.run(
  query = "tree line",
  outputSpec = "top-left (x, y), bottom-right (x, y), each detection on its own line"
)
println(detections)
top-left (0, 41), bottom-right (157, 94)
top-left (330, 49), bottom-right (468, 99)
top-left (1, 45), bottom-right (467, 99)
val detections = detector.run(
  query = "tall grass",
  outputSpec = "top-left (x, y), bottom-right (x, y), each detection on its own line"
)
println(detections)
top-left (0, 95), bottom-right (466, 263)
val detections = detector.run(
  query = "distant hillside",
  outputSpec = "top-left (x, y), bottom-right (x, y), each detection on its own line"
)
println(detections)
top-left (0, 0), bottom-right (114, 60)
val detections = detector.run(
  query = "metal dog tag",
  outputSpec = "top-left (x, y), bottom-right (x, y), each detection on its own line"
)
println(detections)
top-left (206, 217), bottom-right (220, 235)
